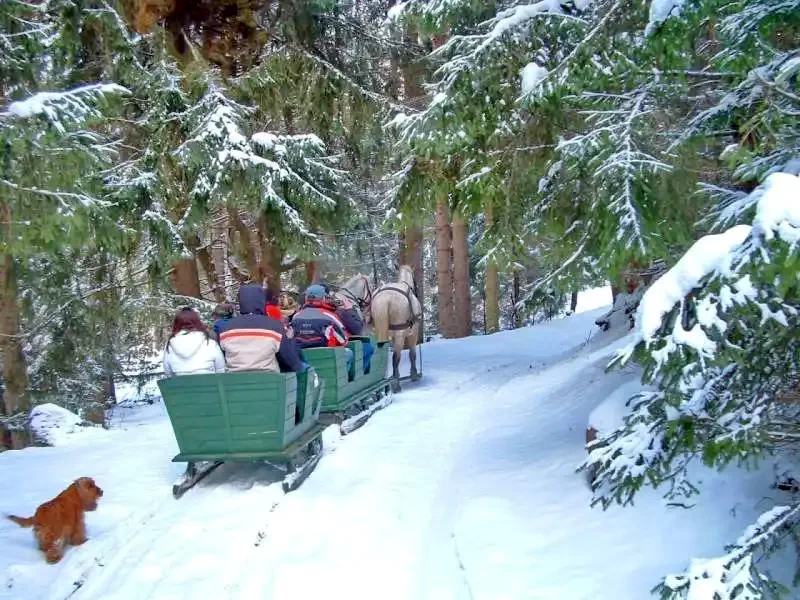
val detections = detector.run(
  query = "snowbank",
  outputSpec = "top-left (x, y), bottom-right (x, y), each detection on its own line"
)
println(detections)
top-left (575, 285), bottom-right (612, 314)
top-left (588, 379), bottom-right (642, 433)
top-left (1, 309), bottom-right (794, 599)
top-left (114, 378), bottom-right (162, 406)
top-left (28, 404), bottom-right (100, 446)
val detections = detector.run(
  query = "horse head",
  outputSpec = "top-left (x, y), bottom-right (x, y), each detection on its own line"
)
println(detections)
top-left (398, 264), bottom-right (415, 292)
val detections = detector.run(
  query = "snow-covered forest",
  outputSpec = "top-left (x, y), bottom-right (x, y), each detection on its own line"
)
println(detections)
top-left (1, 0), bottom-right (799, 598)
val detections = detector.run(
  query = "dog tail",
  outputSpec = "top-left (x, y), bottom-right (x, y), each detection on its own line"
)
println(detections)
top-left (7, 514), bottom-right (34, 528)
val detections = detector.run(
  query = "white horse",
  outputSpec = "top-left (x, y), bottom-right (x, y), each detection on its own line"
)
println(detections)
top-left (330, 273), bottom-right (373, 326)
top-left (370, 265), bottom-right (422, 392)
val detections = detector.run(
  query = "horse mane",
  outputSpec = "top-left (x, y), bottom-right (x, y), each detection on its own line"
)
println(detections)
top-left (398, 265), bottom-right (414, 289)
top-left (341, 273), bottom-right (368, 290)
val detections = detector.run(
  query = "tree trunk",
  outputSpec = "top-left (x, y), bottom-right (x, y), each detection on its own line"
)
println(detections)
top-left (196, 244), bottom-right (222, 301)
top-left (452, 208), bottom-right (471, 338)
top-left (305, 261), bottom-right (318, 286)
top-left (0, 254), bottom-right (29, 417)
top-left (0, 201), bottom-right (30, 417)
top-left (211, 206), bottom-right (229, 300)
top-left (512, 271), bottom-right (522, 328)
top-left (230, 208), bottom-right (259, 281)
top-left (435, 191), bottom-right (455, 338)
top-left (570, 291), bottom-right (579, 313)
top-left (171, 255), bottom-right (201, 298)
top-left (402, 226), bottom-right (425, 343)
top-left (484, 199), bottom-right (500, 334)
top-left (401, 24), bottom-right (425, 104)
top-left (263, 242), bottom-right (282, 291)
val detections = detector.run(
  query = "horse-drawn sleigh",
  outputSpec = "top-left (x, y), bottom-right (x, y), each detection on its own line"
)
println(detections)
top-left (157, 265), bottom-right (423, 498)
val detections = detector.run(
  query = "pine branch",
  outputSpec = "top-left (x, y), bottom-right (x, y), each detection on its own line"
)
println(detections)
top-left (297, 47), bottom-right (417, 114)
top-left (0, 178), bottom-right (110, 211)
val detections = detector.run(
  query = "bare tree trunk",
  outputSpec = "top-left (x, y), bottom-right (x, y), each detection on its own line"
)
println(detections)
top-left (435, 192), bottom-right (455, 338)
top-left (570, 291), bottom-right (579, 313)
top-left (229, 208), bottom-right (259, 283)
top-left (88, 258), bottom-right (118, 426)
top-left (452, 208), bottom-right (471, 338)
top-left (402, 226), bottom-right (425, 343)
top-left (484, 199), bottom-right (500, 334)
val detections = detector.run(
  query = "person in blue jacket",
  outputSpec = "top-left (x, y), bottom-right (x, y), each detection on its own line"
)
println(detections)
top-left (291, 285), bottom-right (373, 376)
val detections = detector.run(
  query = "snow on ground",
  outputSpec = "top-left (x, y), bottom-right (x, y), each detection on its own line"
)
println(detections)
top-left (0, 307), bottom-right (793, 599)
top-left (575, 285), bottom-right (612, 314)
top-left (28, 404), bottom-right (103, 447)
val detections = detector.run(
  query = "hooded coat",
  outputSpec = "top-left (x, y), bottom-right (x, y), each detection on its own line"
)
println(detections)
top-left (163, 331), bottom-right (225, 377)
top-left (292, 295), bottom-right (364, 349)
top-left (218, 285), bottom-right (304, 373)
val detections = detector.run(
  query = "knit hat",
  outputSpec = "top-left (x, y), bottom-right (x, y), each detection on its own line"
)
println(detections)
top-left (305, 284), bottom-right (326, 299)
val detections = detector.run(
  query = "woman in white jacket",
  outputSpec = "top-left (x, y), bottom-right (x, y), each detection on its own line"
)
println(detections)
top-left (163, 308), bottom-right (225, 377)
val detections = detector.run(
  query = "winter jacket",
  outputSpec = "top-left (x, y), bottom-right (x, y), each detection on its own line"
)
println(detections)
top-left (218, 285), bottom-right (304, 373)
top-left (291, 299), bottom-right (363, 349)
top-left (163, 331), bottom-right (225, 377)
top-left (336, 301), bottom-right (364, 336)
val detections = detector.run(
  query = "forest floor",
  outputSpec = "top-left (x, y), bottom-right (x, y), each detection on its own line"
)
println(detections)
top-left (0, 296), bottom-right (792, 600)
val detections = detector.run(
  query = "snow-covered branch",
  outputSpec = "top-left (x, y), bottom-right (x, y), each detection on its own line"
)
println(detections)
top-left (0, 178), bottom-right (110, 213)
top-left (0, 83), bottom-right (129, 133)
top-left (659, 504), bottom-right (800, 599)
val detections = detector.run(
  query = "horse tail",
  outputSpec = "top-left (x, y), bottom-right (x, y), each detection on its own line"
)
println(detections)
top-left (372, 299), bottom-right (390, 343)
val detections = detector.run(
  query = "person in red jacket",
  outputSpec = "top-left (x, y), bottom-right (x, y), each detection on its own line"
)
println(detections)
top-left (264, 288), bottom-right (283, 321)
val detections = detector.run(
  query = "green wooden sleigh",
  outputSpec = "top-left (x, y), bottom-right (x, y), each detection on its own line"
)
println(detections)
top-left (157, 337), bottom-right (391, 498)
top-left (158, 369), bottom-right (325, 498)
top-left (303, 337), bottom-right (391, 434)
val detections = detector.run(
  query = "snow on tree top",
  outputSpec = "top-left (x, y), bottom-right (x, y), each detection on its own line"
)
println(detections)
top-left (635, 224), bottom-right (751, 343)
top-left (645, 0), bottom-right (686, 36)
top-left (386, 1), bottom-right (409, 22)
top-left (618, 172), bottom-right (800, 365)
top-left (520, 62), bottom-right (548, 97)
top-left (751, 172), bottom-right (800, 244)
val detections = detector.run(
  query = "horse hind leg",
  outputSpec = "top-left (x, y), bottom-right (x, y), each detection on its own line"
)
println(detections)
top-left (390, 335), bottom-right (403, 393)
top-left (408, 339), bottom-right (420, 381)
top-left (390, 351), bottom-right (402, 393)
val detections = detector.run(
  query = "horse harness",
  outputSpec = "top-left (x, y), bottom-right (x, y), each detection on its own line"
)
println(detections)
top-left (328, 275), bottom-right (373, 313)
top-left (372, 282), bottom-right (421, 331)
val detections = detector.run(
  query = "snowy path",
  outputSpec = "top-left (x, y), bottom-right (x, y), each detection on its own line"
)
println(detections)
top-left (1, 309), bottom-right (784, 600)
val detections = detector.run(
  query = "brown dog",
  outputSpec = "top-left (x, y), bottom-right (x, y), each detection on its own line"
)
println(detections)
top-left (7, 477), bottom-right (103, 564)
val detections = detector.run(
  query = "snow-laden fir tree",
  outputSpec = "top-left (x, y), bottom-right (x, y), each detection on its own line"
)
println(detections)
top-left (0, 0), bottom-right (133, 420)
top-left (386, 0), bottom-right (626, 325)
top-left (580, 0), bottom-right (800, 597)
